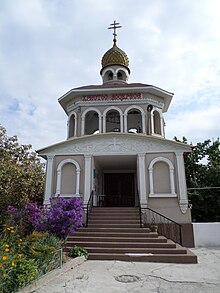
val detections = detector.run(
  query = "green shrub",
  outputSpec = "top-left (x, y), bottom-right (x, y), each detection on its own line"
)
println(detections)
top-left (3, 258), bottom-right (38, 293)
top-left (68, 246), bottom-right (88, 259)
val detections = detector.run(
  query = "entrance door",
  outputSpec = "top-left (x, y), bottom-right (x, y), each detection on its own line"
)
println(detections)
top-left (104, 173), bottom-right (135, 206)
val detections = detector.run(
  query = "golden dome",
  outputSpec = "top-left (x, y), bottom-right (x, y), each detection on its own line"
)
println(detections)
top-left (101, 42), bottom-right (130, 72)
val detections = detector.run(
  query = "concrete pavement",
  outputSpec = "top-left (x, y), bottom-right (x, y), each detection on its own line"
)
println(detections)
top-left (34, 247), bottom-right (220, 293)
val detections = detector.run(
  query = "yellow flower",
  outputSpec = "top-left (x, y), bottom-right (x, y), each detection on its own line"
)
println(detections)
top-left (18, 244), bottom-right (21, 247)
top-left (7, 228), bottom-right (10, 231)
top-left (11, 261), bottom-right (15, 266)
top-left (5, 244), bottom-right (9, 247)
top-left (11, 230), bottom-right (15, 233)
top-left (19, 239), bottom-right (22, 242)
top-left (2, 256), bottom-right (7, 261)
top-left (18, 254), bottom-right (22, 258)
top-left (10, 226), bottom-right (14, 229)
top-left (3, 272), bottom-right (7, 278)
top-left (5, 248), bottom-right (10, 252)
top-left (3, 224), bottom-right (6, 227)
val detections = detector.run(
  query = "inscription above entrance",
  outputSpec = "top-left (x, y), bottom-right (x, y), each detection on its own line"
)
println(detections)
top-left (82, 93), bottom-right (142, 102)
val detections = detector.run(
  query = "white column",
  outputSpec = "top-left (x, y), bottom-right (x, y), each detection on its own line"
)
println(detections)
top-left (141, 113), bottom-right (146, 134)
top-left (44, 155), bottom-right (54, 205)
top-left (160, 115), bottom-right (164, 137)
top-left (81, 116), bottom-right (85, 136)
top-left (84, 154), bottom-right (92, 205)
top-left (74, 113), bottom-right (77, 137)
top-left (120, 113), bottom-right (123, 132)
top-left (55, 169), bottom-right (61, 195)
top-left (99, 115), bottom-right (102, 133)
top-left (151, 112), bottom-right (154, 135)
top-left (149, 167), bottom-right (154, 195)
top-left (175, 152), bottom-right (188, 214)
top-left (103, 114), bottom-right (106, 133)
top-left (76, 170), bottom-right (80, 195)
top-left (137, 153), bottom-right (147, 207)
top-left (124, 113), bottom-right (128, 132)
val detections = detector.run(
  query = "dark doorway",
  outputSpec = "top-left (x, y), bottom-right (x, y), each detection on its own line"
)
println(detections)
top-left (104, 173), bottom-right (135, 206)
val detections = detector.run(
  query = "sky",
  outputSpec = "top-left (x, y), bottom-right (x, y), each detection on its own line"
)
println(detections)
top-left (0, 0), bottom-right (220, 152)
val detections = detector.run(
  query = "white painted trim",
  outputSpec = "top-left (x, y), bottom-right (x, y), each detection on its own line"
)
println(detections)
top-left (56, 159), bottom-right (81, 196)
top-left (84, 154), bottom-right (92, 204)
top-left (137, 153), bottom-right (147, 207)
top-left (175, 152), bottom-right (188, 214)
top-left (149, 193), bottom-right (177, 198)
top-left (148, 156), bottom-right (176, 197)
top-left (44, 155), bottom-right (54, 205)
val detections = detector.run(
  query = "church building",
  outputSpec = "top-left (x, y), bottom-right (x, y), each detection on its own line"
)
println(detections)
top-left (37, 22), bottom-right (194, 249)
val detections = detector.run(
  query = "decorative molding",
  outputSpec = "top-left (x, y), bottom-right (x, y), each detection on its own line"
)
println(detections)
top-left (39, 135), bottom-right (191, 156)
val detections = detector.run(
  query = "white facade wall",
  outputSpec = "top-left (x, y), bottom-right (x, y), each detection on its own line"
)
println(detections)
top-left (193, 223), bottom-right (220, 247)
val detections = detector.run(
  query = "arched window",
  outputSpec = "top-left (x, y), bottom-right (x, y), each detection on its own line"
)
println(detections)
top-left (127, 109), bottom-right (142, 133)
top-left (68, 113), bottom-right (76, 138)
top-left (149, 157), bottom-right (176, 197)
top-left (56, 159), bottom-right (81, 196)
top-left (153, 110), bottom-right (162, 135)
top-left (103, 70), bottom-right (114, 83)
top-left (106, 110), bottom-right (121, 132)
top-left (85, 110), bottom-right (99, 135)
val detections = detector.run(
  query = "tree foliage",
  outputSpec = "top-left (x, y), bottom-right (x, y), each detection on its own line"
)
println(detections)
top-left (174, 137), bottom-right (220, 222)
top-left (0, 125), bottom-right (45, 224)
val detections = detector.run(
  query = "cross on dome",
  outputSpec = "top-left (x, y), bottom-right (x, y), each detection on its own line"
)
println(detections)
top-left (108, 20), bottom-right (122, 45)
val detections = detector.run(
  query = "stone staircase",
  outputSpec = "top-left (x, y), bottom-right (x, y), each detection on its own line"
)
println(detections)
top-left (66, 207), bottom-right (197, 263)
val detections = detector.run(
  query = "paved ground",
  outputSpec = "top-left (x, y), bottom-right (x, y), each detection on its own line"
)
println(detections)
top-left (35, 248), bottom-right (220, 293)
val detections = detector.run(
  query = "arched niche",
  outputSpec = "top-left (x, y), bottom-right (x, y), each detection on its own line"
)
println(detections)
top-left (56, 159), bottom-right (81, 196)
top-left (148, 157), bottom-right (176, 197)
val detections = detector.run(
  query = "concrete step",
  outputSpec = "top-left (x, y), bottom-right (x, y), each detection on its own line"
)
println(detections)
top-left (84, 246), bottom-right (187, 254)
top-left (72, 231), bottom-right (153, 238)
top-left (88, 251), bottom-right (198, 264)
top-left (65, 240), bottom-right (177, 249)
top-left (88, 223), bottom-right (140, 228)
top-left (89, 219), bottom-right (140, 224)
top-left (77, 227), bottom-right (151, 233)
top-left (67, 236), bottom-right (167, 243)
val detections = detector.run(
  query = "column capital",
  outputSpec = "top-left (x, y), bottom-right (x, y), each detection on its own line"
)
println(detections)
top-left (84, 154), bottom-right (92, 159)
top-left (47, 155), bottom-right (55, 160)
top-left (175, 151), bottom-right (184, 157)
top-left (138, 153), bottom-right (146, 159)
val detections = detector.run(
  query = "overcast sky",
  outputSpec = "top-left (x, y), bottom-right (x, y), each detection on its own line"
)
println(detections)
top-left (0, 0), bottom-right (219, 152)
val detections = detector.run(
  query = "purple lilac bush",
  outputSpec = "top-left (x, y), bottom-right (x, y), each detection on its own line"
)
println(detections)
top-left (6, 196), bottom-right (83, 239)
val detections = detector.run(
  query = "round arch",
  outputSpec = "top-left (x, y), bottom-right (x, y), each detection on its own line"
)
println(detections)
top-left (81, 107), bottom-right (102, 135)
top-left (148, 157), bottom-right (176, 197)
top-left (68, 112), bottom-right (77, 138)
top-left (103, 106), bottom-right (123, 132)
top-left (124, 105), bottom-right (146, 133)
top-left (56, 159), bottom-right (81, 196)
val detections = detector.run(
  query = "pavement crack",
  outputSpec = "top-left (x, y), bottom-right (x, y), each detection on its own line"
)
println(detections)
top-left (147, 274), bottom-right (220, 286)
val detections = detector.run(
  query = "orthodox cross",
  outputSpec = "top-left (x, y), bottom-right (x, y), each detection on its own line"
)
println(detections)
top-left (108, 20), bottom-right (122, 44)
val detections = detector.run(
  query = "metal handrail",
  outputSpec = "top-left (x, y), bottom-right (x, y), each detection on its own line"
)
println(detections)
top-left (85, 190), bottom-right (94, 227)
top-left (137, 193), bottom-right (182, 245)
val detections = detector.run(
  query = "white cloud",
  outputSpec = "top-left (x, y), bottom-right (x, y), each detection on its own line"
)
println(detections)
top-left (0, 0), bottom-right (219, 150)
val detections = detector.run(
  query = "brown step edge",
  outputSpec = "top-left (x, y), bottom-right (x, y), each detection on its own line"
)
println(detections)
top-left (88, 224), bottom-right (140, 228)
top-left (77, 227), bottom-right (151, 233)
top-left (88, 250), bottom-right (198, 264)
top-left (66, 236), bottom-right (167, 243)
top-left (65, 240), bottom-right (176, 249)
top-left (85, 247), bottom-right (187, 254)
top-left (71, 231), bottom-right (155, 237)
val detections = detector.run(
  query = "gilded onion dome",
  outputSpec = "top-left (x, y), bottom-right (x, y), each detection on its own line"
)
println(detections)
top-left (101, 42), bottom-right (130, 73)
